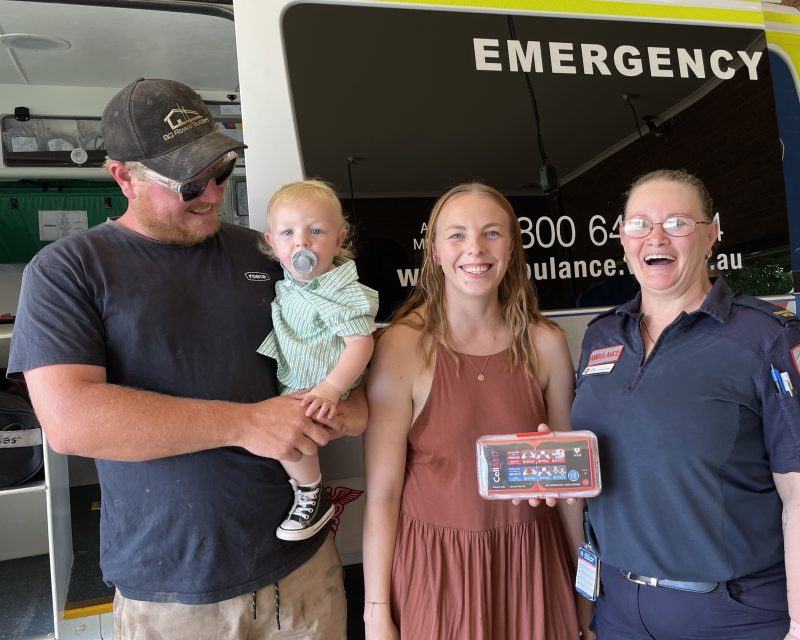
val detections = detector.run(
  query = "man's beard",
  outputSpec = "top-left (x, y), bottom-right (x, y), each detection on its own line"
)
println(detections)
top-left (138, 211), bottom-right (221, 246)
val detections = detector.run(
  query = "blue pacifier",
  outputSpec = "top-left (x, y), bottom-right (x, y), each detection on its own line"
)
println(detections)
top-left (291, 249), bottom-right (317, 274)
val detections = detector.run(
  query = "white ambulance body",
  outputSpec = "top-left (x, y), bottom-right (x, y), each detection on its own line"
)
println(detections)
top-left (0, 1), bottom-right (798, 637)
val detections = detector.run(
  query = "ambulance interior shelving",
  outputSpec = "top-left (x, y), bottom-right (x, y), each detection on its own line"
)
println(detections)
top-left (0, 4), bottom-right (251, 638)
top-left (1, 1), bottom-right (798, 639)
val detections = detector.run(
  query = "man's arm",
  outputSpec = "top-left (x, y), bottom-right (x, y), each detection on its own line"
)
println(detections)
top-left (25, 363), bottom-right (331, 462)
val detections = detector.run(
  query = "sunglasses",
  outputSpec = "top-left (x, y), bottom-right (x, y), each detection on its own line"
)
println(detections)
top-left (621, 216), bottom-right (712, 238)
top-left (139, 151), bottom-right (237, 202)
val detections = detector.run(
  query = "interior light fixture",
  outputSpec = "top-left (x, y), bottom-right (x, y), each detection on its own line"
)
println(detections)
top-left (0, 33), bottom-right (72, 51)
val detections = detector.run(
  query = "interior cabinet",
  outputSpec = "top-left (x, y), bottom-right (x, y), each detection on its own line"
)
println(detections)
top-left (0, 325), bottom-right (74, 639)
top-left (0, 182), bottom-right (127, 264)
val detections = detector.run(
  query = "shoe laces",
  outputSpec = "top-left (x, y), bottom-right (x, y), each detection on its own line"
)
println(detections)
top-left (291, 487), bottom-right (319, 520)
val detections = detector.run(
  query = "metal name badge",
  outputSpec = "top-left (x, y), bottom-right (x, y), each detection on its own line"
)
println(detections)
top-left (582, 345), bottom-right (624, 376)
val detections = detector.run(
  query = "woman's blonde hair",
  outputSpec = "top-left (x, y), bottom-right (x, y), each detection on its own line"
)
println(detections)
top-left (259, 179), bottom-right (354, 260)
top-left (391, 183), bottom-right (558, 377)
top-left (625, 169), bottom-right (714, 221)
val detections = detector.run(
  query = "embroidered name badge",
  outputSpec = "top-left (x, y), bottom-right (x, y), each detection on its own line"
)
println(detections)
top-left (582, 345), bottom-right (624, 376)
top-left (791, 343), bottom-right (800, 376)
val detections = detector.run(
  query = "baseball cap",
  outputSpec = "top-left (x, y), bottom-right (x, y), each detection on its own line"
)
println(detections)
top-left (102, 78), bottom-right (246, 181)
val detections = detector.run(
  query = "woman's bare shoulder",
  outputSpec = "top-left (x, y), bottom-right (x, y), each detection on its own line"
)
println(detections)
top-left (378, 321), bottom-right (422, 349)
top-left (529, 319), bottom-right (574, 383)
top-left (372, 315), bottom-right (426, 371)
top-left (530, 318), bottom-right (566, 345)
top-left (377, 309), bottom-right (426, 348)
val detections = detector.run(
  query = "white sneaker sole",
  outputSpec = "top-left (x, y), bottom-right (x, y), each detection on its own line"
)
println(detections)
top-left (276, 504), bottom-right (335, 542)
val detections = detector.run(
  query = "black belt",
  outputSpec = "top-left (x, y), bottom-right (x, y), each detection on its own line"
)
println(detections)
top-left (620, 570), bottom-right (718, 593)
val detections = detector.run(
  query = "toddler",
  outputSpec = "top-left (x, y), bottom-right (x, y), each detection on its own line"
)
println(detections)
top-left (258, 180), bottom-right (378, 541)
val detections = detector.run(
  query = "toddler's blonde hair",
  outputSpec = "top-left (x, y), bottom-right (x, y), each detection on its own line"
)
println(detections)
top-left (260, 179), bottom-right (354, 260)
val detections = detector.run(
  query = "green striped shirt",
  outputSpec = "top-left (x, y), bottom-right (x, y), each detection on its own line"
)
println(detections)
top-left (257, 258), bottom-right (378, 396)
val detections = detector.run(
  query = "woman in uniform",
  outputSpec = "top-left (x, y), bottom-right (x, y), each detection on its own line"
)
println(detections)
top-left (573, 169), bottom-right (800, 639)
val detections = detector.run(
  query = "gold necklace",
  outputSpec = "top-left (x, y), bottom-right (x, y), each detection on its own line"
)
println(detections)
top-left (457, 316), bottom-right (501, 382)
top-left (464, 354), bottom-right (491, 382)
top-left (641, 318), bottom-right (655, 344)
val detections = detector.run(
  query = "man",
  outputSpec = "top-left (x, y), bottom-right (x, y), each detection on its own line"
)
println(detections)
top-left (7, 78), bottom-right (363, 639)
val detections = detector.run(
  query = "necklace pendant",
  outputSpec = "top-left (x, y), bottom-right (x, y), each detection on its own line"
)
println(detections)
top-left (464, 353), bottom-right (491, 382)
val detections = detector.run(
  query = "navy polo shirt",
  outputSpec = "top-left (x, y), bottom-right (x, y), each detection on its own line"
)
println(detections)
top-left (573, 277), bottom-right (800, 582)
top-left (8, 222), bottom-right (326, 604)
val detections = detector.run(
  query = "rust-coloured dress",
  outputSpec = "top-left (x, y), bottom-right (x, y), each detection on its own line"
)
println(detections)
top-left (390, 345), bottom-right (579, 639)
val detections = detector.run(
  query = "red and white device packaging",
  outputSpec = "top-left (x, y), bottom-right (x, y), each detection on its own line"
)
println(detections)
top-left (476, 430), bottom-right (601, 500)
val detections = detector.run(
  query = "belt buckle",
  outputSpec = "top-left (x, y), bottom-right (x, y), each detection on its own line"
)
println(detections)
top-left (623, 571), bottom-right (658, 587)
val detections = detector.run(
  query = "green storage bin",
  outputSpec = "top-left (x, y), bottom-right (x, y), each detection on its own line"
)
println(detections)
top-left (0, 181), bottom-right (127, 263)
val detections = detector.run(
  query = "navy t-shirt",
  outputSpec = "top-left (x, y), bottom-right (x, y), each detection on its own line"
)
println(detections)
top-left (573, 277), bottom-right (800, 581)
top-left (8, 221), bottom-right (326, 603)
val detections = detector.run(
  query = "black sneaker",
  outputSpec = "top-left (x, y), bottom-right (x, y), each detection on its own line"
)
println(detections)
top-left (276, 479), bottom-right (334, 541)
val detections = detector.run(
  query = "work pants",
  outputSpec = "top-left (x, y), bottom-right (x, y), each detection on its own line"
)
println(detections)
top-left (113, 534), bottom-right (346, 640)
top-left (595, 561), bottom-right (788, 640)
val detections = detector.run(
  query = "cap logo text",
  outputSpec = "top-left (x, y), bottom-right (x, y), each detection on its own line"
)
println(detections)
top-left (162, 105), bottom-right (209, 141)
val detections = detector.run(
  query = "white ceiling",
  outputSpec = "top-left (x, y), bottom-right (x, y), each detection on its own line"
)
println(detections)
top-left (0, 0), bottom-right (239, 92)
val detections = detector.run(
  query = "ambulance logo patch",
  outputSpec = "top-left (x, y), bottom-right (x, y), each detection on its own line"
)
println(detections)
top-left (791, 343), bottom-right (800, 377)
top-left (582, 345), bottom-right (624, 376)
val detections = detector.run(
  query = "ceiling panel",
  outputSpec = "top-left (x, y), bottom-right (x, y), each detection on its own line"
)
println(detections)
top-left (0, 1), bottom-right (238, 91)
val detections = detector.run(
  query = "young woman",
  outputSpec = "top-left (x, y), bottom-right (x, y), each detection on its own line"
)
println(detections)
top-left (362, 183), bottom-right (589, 639)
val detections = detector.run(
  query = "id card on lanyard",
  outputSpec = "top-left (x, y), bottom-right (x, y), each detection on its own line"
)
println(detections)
top-left (575, 543), bottom-right (600, 601)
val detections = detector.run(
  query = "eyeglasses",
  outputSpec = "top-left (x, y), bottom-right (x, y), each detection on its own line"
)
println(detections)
top-left (621, 216), bottom-right (712, 238)
top-left (139, 151), bottom-right (237, 202)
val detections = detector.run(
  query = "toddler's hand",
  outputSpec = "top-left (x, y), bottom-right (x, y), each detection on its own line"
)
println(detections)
top-left (301, 381), bottom-right (341, 420)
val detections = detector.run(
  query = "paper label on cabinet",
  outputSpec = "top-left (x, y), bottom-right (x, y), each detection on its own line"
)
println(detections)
top-left (38, 210), bottom-right (88, 242)
top-left (0, 429), bottom-right (42, 448)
